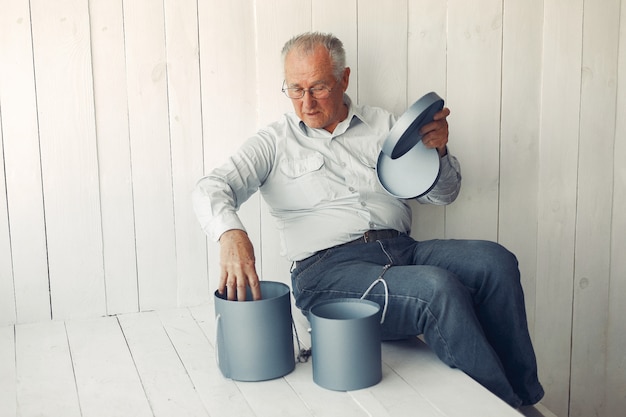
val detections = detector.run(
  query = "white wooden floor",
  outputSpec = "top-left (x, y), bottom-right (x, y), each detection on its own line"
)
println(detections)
top-left (0, 304), bottom-right (557, 417)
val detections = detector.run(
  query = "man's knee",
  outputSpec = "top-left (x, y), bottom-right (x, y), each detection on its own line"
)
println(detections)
top-left (411, 266), bottom-right (469, 301)
top-left (467, 240), bottom-right (521, 284)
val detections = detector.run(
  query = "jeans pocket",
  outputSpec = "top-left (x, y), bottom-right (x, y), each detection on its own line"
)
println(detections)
top-left (291, 249), bottom-right (332, 293)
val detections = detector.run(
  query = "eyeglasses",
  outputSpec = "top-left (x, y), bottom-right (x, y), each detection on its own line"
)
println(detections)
top-left (281, 80), bottom-right (335, 100)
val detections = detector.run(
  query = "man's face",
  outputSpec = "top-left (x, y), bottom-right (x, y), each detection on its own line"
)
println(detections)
top-left (284, 45), bottom-right (350, 133)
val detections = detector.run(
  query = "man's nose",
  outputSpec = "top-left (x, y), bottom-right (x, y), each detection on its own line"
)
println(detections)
top-left (302, 91), bottom-right (316, 107)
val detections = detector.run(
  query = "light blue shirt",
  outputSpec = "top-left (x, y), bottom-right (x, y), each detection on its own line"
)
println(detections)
top-left (193, 95), bottom-right (462, 261)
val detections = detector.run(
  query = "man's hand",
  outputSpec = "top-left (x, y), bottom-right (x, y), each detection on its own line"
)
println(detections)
top-left (420, 107), bottom-right (450, 157)
top-left (218, 229), bottom-right (262, 301)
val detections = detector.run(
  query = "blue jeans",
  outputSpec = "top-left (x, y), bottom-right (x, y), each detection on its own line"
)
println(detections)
top-left (290, 234), bottom-right (544, 407)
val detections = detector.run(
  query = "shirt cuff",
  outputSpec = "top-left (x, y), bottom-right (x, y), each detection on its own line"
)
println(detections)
top-left (207, 211), bottom-right (247, 242)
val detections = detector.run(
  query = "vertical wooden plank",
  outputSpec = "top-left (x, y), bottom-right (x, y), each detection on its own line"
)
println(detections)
top-left (311, 0), bottom-right (358, 100)
top-left (0, 326), bottom-right (16, 417)
top-left (65, 317), bottom-right (153, 417)
top-left (407, 0), bottom-right (448, 241)
top-left (607, 2), bottom-right (626, 414)
top-left (255, 0), bottom-right (311, 126)
top-left (163, 0), bottom-right (208, 306)
top-left (534, 1), bottom-right (583, 415)
top-left (198, 0), bottom-right (259, 170)
top-left (445, 0), bottom-right (502, 240)
top-left (15, 321), bottom-right (81, 417)
top-left (0, 123), bottom-right (16, 325)
top-left (255, 0), bottom-right (311, 284)
top-left (0, 0), bottom-right (50, 323)
top-left (357, 0), bottom-right (408, 115)
top-left (407, 1), bottom-right (447, 100)
top-left (499, 0), bottom-right (543, 335)
top-left (123, 0), bottom-right (178, 310)
top-left (30, 0), bottom-right (106, 319)
top-left (118, 312), bottom-right (210, 417)
top-left (0, 5), bottom-right (15, 326)
top-left (197, 0), bottom-right (260, 292)
top-left (571, 1), bottom-right (620, 416)
top-left (89, 0), bottom-right (139, 315)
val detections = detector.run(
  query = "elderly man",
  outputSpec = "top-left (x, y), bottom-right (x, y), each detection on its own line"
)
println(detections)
top-left (193, 32), bottom-right (543, 408)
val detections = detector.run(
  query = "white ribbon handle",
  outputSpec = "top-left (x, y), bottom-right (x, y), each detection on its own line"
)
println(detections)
top-left (215, 314), bottom-right (230, 378)
top-left (360, 264), bottom-right (391, 324)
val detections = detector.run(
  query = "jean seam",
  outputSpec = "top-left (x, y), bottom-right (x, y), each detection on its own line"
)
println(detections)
top-left (423, 304), bottom-right (457, 367)
top-left (364, 291), bottom-right (458, 368)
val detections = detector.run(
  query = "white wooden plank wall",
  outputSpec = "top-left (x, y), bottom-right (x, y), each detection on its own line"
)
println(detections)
top-left (570, 2), bottom-right (621, 417)
top-left (123, 0), bottom-right (178, 311)
top-left (0, 118), bottom-right (13, 323)
top-left (498, 0), bottom-right (543, 336)
top-left (197, 0), bottom-right (261, 291)
top-left (0, 0), bottom-right (51, 323)
top-left (0, 1), bottom-right (625, 416)
top-left (407, 0), bottom-right (447, 241)
top-left (162, 0), bottom-right (207, 307)
top-left (445, 0), bottom-right (502, 241)
top-left (89, 0), bottom-right (139, 315)
top-left (31, 0), bottom-right (107, 319)
top-left (535, 1), bottom-right (583, 415)
top-left (607, 3), bottom-right (626, 416)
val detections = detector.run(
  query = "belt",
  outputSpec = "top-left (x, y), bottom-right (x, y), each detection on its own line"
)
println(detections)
top-left (295, 229), bottom-right (401, 268)
top-left (349, 229), bottom-right (401, 244)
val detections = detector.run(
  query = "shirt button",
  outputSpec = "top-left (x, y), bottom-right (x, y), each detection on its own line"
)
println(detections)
top-left (360, 201), bottom-right (367, 207)
top-left (349, 187), bottom-right (355, 192)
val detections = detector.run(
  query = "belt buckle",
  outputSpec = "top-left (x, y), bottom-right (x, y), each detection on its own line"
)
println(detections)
top-left (363, 230), bottom-right (371, 243)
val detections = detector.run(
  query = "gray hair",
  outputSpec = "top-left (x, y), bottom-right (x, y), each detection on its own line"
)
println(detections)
top-left (281, 32), bottom-right (346, 81)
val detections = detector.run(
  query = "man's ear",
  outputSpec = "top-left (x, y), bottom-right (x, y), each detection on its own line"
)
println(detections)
top-left (342, 67), bottom-right (351, 91)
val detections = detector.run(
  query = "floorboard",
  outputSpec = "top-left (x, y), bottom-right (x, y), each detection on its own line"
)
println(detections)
top-left (3, 305), bottom-right (558, 417)
top-left (383, 338), bottom-right (512, 416)
top-left (15, 321), bottom-right (81, 417)
top-left (158, 308), bottom-right (257, 417)
top-left (349, 363), bottom-right (447, 417)
top-left (65, 316), bottom-right (152, 417)
top-left (0, 325), bottom-right (16, 417)
top-left (191, 304), bottom-right (315, 417)
top-left (118, 311), bottom-right (210, 417)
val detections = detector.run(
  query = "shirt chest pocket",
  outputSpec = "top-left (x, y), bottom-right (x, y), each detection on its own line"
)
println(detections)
top-left (280, 153), bottom-right (325, 178)
top-left (262, 153), bottom-right (329, 210)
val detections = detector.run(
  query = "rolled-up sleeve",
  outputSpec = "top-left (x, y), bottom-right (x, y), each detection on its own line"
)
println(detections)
top-left (416, 152), bottom-right (462, 205)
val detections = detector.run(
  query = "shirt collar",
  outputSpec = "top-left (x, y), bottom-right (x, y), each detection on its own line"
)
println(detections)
top-left (296, 94), bottom-right (372, 137)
